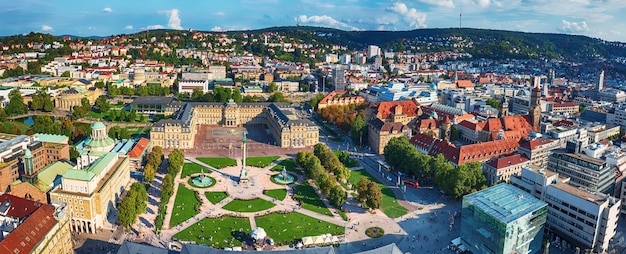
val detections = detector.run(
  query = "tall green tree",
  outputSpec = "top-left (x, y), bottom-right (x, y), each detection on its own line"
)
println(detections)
top-left (232, 89), bottom-right (243, 103)
top-left (365, 181), bottom-right (382, 209)
top-left (95, 95), bottom-right (110, 112)
top-left (5, 89), bottom-right (27, 116)
top-left (328, 185), bottom-right (347, 207)
top-left (117, 195), bottom-right (137, 227)
top-left (350, 114), bottom-right (366, 146)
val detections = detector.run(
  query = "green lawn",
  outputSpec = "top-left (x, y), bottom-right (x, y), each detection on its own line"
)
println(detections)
top-left (348, 170), bottom-right (408, 218)
top-left (169, 185), bottom-right (201, 228)
top-left (264, 189), bottom-right (287, 201)
top-left (222, 198), bottom-right (276, 212)
top-left (255, 213), bottom-right (344, 246)
top-left (173, 216), bottom-right (251, 249)
top-left (197, 157), bottom-right (237, 169)
top-left (86, 110), bottom-right (107, 119)
top-left (205, 191), bottom-right (228, 205)
top-left (293, 182), bottom-right (332, 216)
top-left (181, 162), bottom-right (211, 179)
top-left (271, 159), bottom-right (300, 173)
top-left (0, 121), bottom-right (30, 134)
top-left (245, 156), bottom-right (280, 168)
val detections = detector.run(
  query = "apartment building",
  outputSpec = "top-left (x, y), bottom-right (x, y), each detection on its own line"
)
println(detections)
top-left (548, 151), bottom-right (615, 194)
top-left (0, 194), bottom-right (73, 254)
top-left (511, 167), bottom-right (620, 253)
top-left (482, 154), bottom-right (530, 186)
top-left (518, 138), bottom-right (559, 168)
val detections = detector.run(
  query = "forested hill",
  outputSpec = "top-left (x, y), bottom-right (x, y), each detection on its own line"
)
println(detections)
top-left (227, 26), bottom-right (626, 61)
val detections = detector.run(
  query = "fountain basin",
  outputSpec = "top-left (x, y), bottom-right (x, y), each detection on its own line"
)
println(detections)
top-left (188, 174), bottom-right (216, 188)
top-left (271, 173), bottom-right (296, 185)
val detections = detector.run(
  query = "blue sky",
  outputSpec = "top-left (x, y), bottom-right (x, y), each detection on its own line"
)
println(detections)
top-left (2, 0), bottom-right (626, 42)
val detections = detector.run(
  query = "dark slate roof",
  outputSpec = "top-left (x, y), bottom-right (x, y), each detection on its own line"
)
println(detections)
top-left (78, 78), bottom-right (91, 85)
top-left (131, 96), bottom-right (176, 105)
top-left (153, 119), bottom-right (185, 127)
top-left (180, 244), bottom-right (335, 254)
top-left (116, 241), bottom-right (176, 254)
top-left (267, 103), bottom-right (316, 127)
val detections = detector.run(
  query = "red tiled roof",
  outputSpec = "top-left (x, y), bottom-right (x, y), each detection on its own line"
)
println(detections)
top-left (485, 154), bottom-right (529, 169)
top-left (0, 204), bottom-right (56, 254)
top-left (128, 138), bottom-right (150, 158)
top-left (553, 120), bottom-right (576, 127)
top-left (416, 119), bottom-right (438, 130)
top-left (431, 139), bottom-right (520, 165)
top-left (410, 133), bottom-right (437, 151)
top-left (0, 194), bottom-right (40, 219)
top-left (519, 138), bottom-right (555, 150)
top-left (484, 118), bottom-right (503, 132)
top-left (376, 100), bottom-right (420, 120)
top-left (457, 120), bottom-right (484, 131)
top-left (502, 115), bottom-right (535, 133)
top-left (456, 80), bottom-right (473, 88)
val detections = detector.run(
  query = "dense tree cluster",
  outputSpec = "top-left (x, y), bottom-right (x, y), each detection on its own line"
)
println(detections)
top-left (30, 89), bottom-right (54, 112)
top-left (5, 89), bottom-right (27, 116)
top-left (317, 103), bottom-right (368, 134)
top-left (155, 148), bottom-right (182, 232)
top-left (296, 144), bottom-right (352, 208)
top-left (107, 126), bottom-right (131, 140)
top-left (117, 182), bottom-right (148, 228)
top-left (143, 146), bottom-right (163, 183)
top-left (107, 84), bottom-right (171, 97)
top-left (108, 109), bottom-right (138, 123)
top-left (384, 136), bottom-right (487, 199)
top-left (307, 93), bottom-right (325, 110)
top-left (70, 98), bottom-right (91, 119)
top-left (355, 178), bottom-right (382, 209)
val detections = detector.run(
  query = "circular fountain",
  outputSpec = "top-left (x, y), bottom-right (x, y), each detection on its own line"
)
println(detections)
top-left (189, 168), bottom-right (215, 188)
top-left (272, 167), bottom-right (295, 184)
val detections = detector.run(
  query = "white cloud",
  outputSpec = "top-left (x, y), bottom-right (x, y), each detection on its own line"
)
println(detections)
top-left (386, 2), bottom-right (427, 29)
top-left (146, 25), bottom-right (165, 30)
top-left (473, 0), bottom-right (491, 8)
top-left (211, 26), bottom-right (223, 32)
top-left (103, 7), bottom-right (113, 13)
top-left (125, 25), bottom-right (134, 30)
top-left (213, 11), bottom-right (225, 16)
top-left (296, 15), bottom-right (360, 31)
top-left (559, 19), bottom-right (588, 33)
top-left (41, 25), bottom-right (53, 31)
top-left (417, 0), bottom-right (455, 8)
top-left (168, 9), bottom-right (183, 30)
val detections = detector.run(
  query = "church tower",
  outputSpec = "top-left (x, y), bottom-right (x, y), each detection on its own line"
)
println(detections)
top-left (498, 89), bottom-right (509, 118)
top-left (530, 81), bottom-right (542, 131)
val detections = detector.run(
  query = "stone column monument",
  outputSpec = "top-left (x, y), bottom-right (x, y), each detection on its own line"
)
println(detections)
top-left (239, 131), bottom-right (249, 183)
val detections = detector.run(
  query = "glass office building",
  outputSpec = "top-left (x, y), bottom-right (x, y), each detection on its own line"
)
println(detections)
top-left (461, 184), bottom-right (548, 254)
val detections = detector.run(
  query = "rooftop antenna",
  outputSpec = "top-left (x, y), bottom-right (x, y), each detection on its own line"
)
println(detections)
top-left (459, 8), bottom-right (463, 29)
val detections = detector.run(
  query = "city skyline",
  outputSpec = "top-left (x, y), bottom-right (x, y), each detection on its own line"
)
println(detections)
top-left (2, 0), bottom-right (626, 42)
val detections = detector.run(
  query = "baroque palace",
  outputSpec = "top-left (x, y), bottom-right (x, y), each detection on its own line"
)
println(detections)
top-left (150, 99), bottom-right (319, 149)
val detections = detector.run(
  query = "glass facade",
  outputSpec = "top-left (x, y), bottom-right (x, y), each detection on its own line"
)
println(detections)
top-left (461, 184), bottom-right (548, 254)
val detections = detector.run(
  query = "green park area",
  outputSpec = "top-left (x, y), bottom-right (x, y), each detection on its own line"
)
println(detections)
top-left (348, 170), bottom-right (408, 218)
top-left (263, 189), bottom-right (287, 201)
top-left (205, 191), bottom-right (229, 204)
top-left (173, 216), bottom-right (251, 249)
top-left (293, 182), bottom-right (332, 216)
top-left (181, 162), bottom-right (211, 179)
top-left (245, 156), bottom-right (280, 168)
top-left (255, 213), bottom-right (344, 246)
top-left (197, 157), bottom-right (237, 169)
top-left (222, 198), bottom-right (276, 212)
top-left (270, 158), bottom-right (299, 173)
top-left (169, 185), bottom-right (201, 228)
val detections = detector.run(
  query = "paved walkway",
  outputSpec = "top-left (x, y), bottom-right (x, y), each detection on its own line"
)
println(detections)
top-left (133, 155), bottom-right (411, 252)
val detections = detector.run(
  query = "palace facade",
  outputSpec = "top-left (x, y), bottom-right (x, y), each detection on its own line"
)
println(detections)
top-left (150, 100), bottom-right (319, 149)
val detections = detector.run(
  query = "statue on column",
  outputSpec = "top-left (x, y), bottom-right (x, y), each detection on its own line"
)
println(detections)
top-left (239, 131), bottom-right (249, 183)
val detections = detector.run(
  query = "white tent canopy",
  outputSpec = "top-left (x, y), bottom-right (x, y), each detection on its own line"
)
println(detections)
top-left (301, 234), bottom-right (339, 246)
top-left (251, 227), bottom-right (267, 240)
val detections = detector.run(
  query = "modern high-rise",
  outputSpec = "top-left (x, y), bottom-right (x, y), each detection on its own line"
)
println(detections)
top-left (367, 45), bottom-right (381, 59)
top-left (331, 68), bottom-right (346, 90)
top-left (510, 166), bottom-right (620, 253)
top-left (461, 184), bottom-right (547, 254)
top-left (597, 70), bottom-right (605, 91)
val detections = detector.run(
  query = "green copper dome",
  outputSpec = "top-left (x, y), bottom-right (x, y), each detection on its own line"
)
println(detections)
top-left (91, 122), bottom-right (106, 129)
top-left (24, 148), bottom-right (32, 158)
